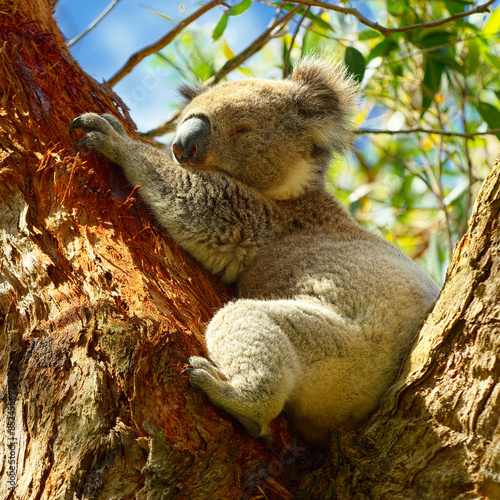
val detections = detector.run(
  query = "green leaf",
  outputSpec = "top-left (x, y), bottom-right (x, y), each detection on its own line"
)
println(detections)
top-left (367, 36), bottom-right (399, 61)
top-left (414, 31), bottom-right (454, 50)
top-left (359, 30), bottom-right (382, 41)
top-left (213, 13), bottom-right (228, 40)
top-left (229, 0), bottom-right (252, 16)
top-left (386, 0), bottom-right (409, 17)
top-left (466, 38), bottom-right (480, 75)
top-left (483, 5), bottom-right (500, 35)
top-left (422, 57), bottom-right (444, 112)
top-left (483, 52), bottom-right (500, 70)
top-left (345, 47), bottom-right (366, 84)
top-left (275, 3), bottom-right (334, 32)
top-left (305, 11), bottom-right (334, 32)
top-left (430, 52), bottom-right (464, 75)
top-left (142, 6), bottom-right (172, 21)
top-left (477, 101), bottom-right (500, 131)
top-left (444, 0), bottom-right (473, 15)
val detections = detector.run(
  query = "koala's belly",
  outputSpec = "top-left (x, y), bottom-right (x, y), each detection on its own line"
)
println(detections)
top-left (285, 345), bottom-right (400, 445)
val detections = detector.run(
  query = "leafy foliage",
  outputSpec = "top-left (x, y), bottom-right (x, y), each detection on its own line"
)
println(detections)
top-left (82, 0), bottom-right (500, 284)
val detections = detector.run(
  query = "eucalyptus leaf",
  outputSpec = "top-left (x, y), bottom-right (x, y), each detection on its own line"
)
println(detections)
top-left (422, 57), bottom-right (444, 112)
top-left (213, 13), bottom-right (228, 41)
top-left (229, 0), bottom-right (252, 16)
top-left (345, 47), bottom-right (366, 84)
top-left (477, 101), bottom-right (500, 133)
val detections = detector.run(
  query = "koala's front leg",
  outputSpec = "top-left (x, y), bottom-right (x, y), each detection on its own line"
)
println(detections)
top-left (70, 113), bottom-right (280, 282)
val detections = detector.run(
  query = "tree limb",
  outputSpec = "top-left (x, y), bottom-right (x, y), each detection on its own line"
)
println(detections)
top-left (355, 127), bottom-right (500, 139)
top-left (107, 0), bottom-right (226, 87)
top-left (205, 5), bottom-right (302, 86)
top-left (67, 0), bottom-right (122, 47)
top-left (290, 0), bottom-right (496, 37)
top-left (142, 6), bottom-right (302, 138)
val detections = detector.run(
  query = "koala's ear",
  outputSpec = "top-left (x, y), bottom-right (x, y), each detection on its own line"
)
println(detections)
top-left (291, 57), bottom-right (359, 153)
top-left (291, 57), bottom-right (359, 121)
top-left (178, 83), bottom-right (208, 102)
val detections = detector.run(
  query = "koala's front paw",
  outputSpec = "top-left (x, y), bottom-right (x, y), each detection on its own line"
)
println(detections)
top-left (70, 113), bottom-right (128, 163)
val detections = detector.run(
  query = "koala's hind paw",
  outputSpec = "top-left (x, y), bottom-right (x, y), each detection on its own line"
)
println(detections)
top-left (187, 356), bottom-right (227, 382)
top-left (187, 356), bottom-right (266, 440)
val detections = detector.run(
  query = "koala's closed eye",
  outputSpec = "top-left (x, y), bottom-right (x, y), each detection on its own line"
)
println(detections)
top-left (229, 126), bottom-right (251, 138)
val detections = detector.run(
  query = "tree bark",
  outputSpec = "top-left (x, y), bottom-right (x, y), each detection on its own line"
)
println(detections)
top-left (0, 2), bottom-right (302, 498)
top-left (296, 150), bottom-right (500, 499)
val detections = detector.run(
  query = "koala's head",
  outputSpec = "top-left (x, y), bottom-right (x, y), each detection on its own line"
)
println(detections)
top-left (173, 58), bottom-right (359, 200)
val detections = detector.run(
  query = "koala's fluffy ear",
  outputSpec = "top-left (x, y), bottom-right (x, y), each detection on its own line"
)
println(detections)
top-left (291, 57), bottom-right (359, 153)
top-left (178, 83), bottom-right (208, 102)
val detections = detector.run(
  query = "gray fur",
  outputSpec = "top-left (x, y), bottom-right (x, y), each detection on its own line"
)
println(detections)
top-left (70, 58), bottom-right (440, 446)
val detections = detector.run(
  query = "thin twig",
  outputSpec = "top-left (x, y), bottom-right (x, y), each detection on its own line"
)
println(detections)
top-left (107, 0), bottom-right (226, 87)
top-left (456, 58), bottom-right (475, 238)
top-left (141, 112), bottom-right (179, 138)
top-left (283, 6), bottom-right (310, 78)
top-left (434, 102), bottom-right (454, 253)
top-left (67, 0), bottom-right (121, 47)
top-left (143, 6), bottom-right (302, 138)
top-left (287, 0), bottom-right (496, 37)
top-left (205, 5), bottom-right (302, 85)
top-left (355, 128), bottom-right (500, 138)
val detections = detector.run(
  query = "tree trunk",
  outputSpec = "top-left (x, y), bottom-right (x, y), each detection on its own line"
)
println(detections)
top-left (296, 150), bottom-right (500, 499)
top-left (0, 2), bottom-right (302, 499)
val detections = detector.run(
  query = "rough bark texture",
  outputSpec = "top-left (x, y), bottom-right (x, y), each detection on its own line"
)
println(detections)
top-left (0, 2), bottom-right (304, 498)
top-left (296, 151), bottom-right (500, 499)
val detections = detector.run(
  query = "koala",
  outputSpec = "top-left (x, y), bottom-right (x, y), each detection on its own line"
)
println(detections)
top-left (70, 58), bottom-right (440, 447)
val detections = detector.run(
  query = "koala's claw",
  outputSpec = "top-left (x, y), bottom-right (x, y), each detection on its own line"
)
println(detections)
top-left (101, 113), bottom-right (128, 136)
top-left (70, 113), bottom-right (126, 161)
top-left (69, 116), bottom-right (83, 134)
top-left (188, 356), bottom-right (227, 382)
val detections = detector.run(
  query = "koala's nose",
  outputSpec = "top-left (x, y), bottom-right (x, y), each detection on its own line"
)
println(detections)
top-left (172, 116), bottom-right (210, 164)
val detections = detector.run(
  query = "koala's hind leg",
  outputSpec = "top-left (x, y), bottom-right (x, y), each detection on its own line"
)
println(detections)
top-left (188, 300), bottom-right (302, 440)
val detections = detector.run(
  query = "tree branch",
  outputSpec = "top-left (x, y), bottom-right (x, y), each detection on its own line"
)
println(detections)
top-left (289, 0), bottom-right (496, 37)
top-left (142, 6), bottom-right (302, 138)
top-left (67, 0), bottom-right (122, 47)
top-left (355, 128), bottom-right (500, 139)
top-left (283, 6), bottom-right (310, 78)
top-left (205, 5), bottom-right (302, 85)
top-left (107, 0), bottom-right (226, 87)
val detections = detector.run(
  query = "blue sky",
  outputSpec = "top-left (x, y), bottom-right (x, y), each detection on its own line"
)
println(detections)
top-left (54, 0), bottom-right (499, 136)
top-left (55, 1), bottom-right (276, 133)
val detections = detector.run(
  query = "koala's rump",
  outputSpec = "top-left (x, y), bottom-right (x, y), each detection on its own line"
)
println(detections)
top-left (237, 231), bottom-right (439, 443)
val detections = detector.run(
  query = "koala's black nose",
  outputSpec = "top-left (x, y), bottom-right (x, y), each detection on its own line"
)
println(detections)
top-left (172, 116), bottom-right (210, 164)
